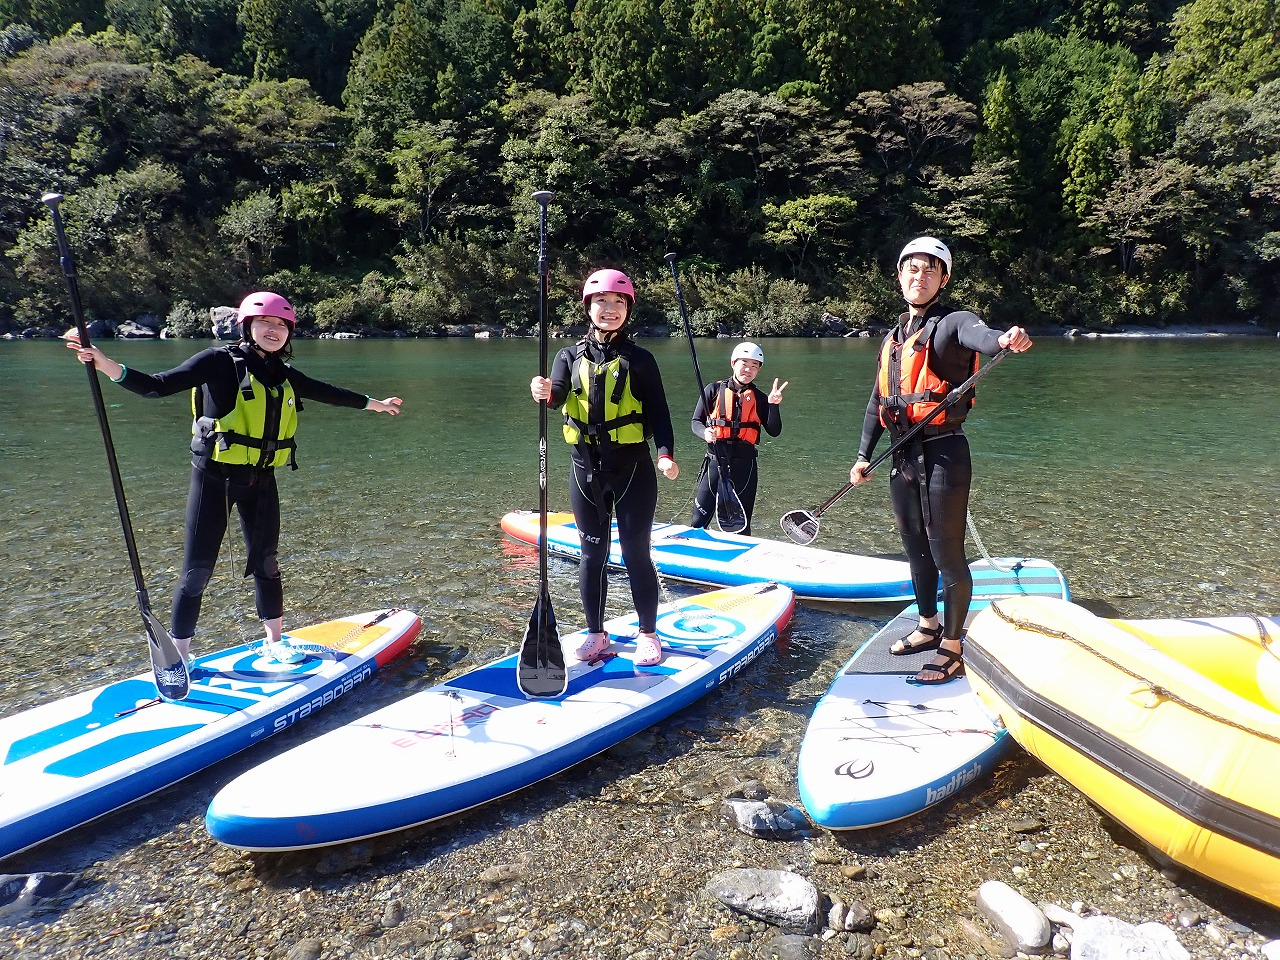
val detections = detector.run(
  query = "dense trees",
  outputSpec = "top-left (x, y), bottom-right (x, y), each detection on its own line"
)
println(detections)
top-left (2, 0), bottom-right (1278, 335)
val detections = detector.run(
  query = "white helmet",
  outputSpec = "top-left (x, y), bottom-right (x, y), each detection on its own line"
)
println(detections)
top-left (731, 341), bottom-right (764, 365)
top-left (897, 236), bottom-right (952, 276)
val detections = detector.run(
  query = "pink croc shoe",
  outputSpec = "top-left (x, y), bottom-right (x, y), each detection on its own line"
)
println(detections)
top-left (574, 632), bottom-right (610, 662)
top-left (634, 632), bottom-right (663, 667)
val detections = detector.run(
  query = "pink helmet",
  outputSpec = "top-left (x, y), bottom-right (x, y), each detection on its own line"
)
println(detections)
top-left (581, 269), bottom-right (635, 306)
top-left (237, 291), bottom-right (296, 331)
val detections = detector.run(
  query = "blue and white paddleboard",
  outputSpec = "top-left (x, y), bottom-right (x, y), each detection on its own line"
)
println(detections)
top-left (0, 608), bottom-right (420, 860)
top-left (502, 510), bottom-right (914, 602)
top-left (797, 559), bottom-right (1069, 830)
top-left (206, 582), bottom-right (796, 851)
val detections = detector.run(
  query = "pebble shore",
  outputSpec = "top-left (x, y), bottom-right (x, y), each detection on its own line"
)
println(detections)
top-left (3, 660), bottom-right (1278, 960)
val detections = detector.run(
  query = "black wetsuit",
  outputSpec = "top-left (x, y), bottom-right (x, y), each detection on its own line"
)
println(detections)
top-left (856, 304), bottom-right (1004, 640)
top-left (688, 379), bottom-right (782, 536)
top-left (548, 334), bottom-right (675, 634)
top-left (115, 343), bottom-right (368, 638)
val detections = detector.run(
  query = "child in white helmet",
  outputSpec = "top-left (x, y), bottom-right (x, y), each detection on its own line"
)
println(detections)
top-left (688, 341), bottom-right (788, 536)
top-left (69, 291), bottom-right (403, 668)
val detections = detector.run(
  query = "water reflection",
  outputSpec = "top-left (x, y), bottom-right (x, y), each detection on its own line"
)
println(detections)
top-left (2, 336), bottom-right (1278, 716)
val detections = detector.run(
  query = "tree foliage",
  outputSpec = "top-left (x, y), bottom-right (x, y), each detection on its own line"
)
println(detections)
top-left (1, 1), bottom-right (1278, 334)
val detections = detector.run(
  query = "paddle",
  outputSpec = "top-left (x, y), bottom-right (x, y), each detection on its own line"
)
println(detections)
top-left (517, 189), bottom-right (567, 699)
top-left (664, 252), bottom-right (748, 534)
top-left (780, 347), bottom-right (1012, 545)
top-left (43, 192), bottom-right (190, 701)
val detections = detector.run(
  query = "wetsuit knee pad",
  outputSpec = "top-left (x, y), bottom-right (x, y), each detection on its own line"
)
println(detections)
top-left (249, 553), bottom-right (281, 580)
top-left (177, 565), bottom-right (215, 598)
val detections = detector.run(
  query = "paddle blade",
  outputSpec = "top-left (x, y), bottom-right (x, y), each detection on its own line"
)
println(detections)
top-left (779, 509), bottom-right (820, 545)
top-left (517, 589), bottom-right (567, 699)
top-left (142, 609), bottom-right (189, 701)
top-left (714, 477), bottom-right (748, 534)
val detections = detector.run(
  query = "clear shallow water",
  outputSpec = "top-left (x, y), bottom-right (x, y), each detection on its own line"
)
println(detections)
top-left (2, 335), bottom-right (1278, 715)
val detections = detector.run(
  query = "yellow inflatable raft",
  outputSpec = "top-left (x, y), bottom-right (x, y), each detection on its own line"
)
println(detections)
top-left (964, 596), bottom-right (1280, 909)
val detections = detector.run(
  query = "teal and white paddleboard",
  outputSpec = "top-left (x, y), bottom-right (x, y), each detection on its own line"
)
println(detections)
top-left (797, 559), bottom-right (1069, 830)
top-left (206, 582), bottom-right (796, 851)
top-left (0, 608), bottom-right (420, 860)
top-left (502, 510), bottom-right (914, 602)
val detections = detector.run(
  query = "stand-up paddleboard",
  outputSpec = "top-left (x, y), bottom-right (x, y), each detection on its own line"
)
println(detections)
top-left (206, 582), bottom-right (796, 851)
top-left (501, 510), bottom-right (914, 602)
top-left (797, 559), bottom-right (1068, 830)
top-left (0, 608), bottom-right (420, 860)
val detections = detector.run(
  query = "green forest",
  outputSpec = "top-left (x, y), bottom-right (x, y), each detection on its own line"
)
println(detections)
top-left (2, 0), bottom-right (1278, 338)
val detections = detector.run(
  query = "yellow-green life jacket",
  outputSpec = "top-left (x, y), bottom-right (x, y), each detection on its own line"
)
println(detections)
top-left (191, 347), bottom-right (299, 469)
top-left (561, 343), bottom-right (646, 446)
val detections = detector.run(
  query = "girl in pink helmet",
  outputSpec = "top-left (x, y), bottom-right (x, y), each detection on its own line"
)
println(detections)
top-left (69, 291), bottom-right (403, 667)
top-left (849, 238), bottom-right (1032, 685)
top-left (529, 268), bottom-right (679, 667)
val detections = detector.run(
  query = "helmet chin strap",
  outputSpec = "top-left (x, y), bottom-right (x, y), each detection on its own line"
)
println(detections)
top-left (904, 278), bottom-right (948, 317)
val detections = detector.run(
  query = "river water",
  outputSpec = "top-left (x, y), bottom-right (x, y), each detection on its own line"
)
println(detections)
top-left (2, 334), bottom-right (1277, 716)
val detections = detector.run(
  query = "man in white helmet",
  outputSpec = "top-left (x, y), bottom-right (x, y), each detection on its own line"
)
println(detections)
top-left (689, 341), bottom-right (788, 535)
top-left (848, 238), bottom-right (1032, 685)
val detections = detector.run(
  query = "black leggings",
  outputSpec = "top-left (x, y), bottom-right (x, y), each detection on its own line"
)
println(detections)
top-left (568, 446), bottom-right (661, 633)
top-left (689, 447), bottom-right (759, 535)
top-left (172, 462), bottom-right (283, 638)
top-left (889, 432), bottom-right (972, 639)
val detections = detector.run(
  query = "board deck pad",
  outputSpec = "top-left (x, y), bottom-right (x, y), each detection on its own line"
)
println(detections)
top-left (501, 510), bottom-right (915, 602)
top-left (0, 608), bottom-right (421, 861)
top-left (205, 582), bottom-right (797, 852)
top-left (797, 559), bottom-right (1069, 830)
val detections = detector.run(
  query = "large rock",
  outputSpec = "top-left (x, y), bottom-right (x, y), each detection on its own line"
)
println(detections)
top-left (1068, 915), bottom-right (1189, 960)
top-left (705, 868), bottom-right (822, 933)
top-left (210, 306), bottom-right (238, 340)
top-left (721, 798), bottom-right (810, 839)
top-left (117, 318), bottom-right (159, 339)
top-left (0, 873), bottom-right (78, 925)
top-left (60, 319), bottom-right (113, 340)
top-left (976, 880), bottom-right (1050, 954)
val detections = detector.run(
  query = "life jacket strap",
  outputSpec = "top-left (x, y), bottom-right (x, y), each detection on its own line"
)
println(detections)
top-left (215, 431), bottom-right (299, 470)
top-left (564, 411), bottom-right (646, 442)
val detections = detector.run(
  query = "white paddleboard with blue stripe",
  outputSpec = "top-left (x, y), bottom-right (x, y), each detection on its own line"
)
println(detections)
top-left (502, 510), bottom-right (914, 602)
top-left (797, 559), bottom-right (1069, 830)
top-left (205, 582), bottom-right (796, 851)
top-left (0, 608), bottom-right (420, 860)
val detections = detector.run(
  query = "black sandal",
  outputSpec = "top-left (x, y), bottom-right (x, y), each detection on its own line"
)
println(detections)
top-left (910, 642), bottom-right (965, 685)
top-left (890, 623), bottom-right (944, 656)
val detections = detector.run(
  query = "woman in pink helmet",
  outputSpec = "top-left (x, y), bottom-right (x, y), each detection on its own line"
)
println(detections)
top-left (69, 291), bottom-right (403, 667)
top-left (529, 268), bottom-right (679, 666)
top-left (849, 238), bottom-right (1032, 685)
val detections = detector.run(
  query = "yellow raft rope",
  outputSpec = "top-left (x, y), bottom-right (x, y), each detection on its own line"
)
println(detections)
top-left (1250, 613), bottom-right (1280, 662)
top-left (987, 602), bottom-right (1280, 747)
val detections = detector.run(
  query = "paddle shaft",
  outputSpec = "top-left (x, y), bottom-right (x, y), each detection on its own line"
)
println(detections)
top-left (811, 347), bottom-right (1013, 517)
top-left (664, 253), bottom-right (744, 528)
top-left (43, 192), bottom-right (160, 622)
top-left (533, 191), bottom-right (554, 590)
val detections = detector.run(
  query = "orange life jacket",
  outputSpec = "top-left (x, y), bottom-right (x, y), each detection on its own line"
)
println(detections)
top-left (707, 381), bottom-right (761, 444)
top-left (877, 319), bottom-right (978, 433)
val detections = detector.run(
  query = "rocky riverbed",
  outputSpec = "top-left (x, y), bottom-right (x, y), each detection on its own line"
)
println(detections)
top-left (3, 625), bottom-right (1279, 960)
